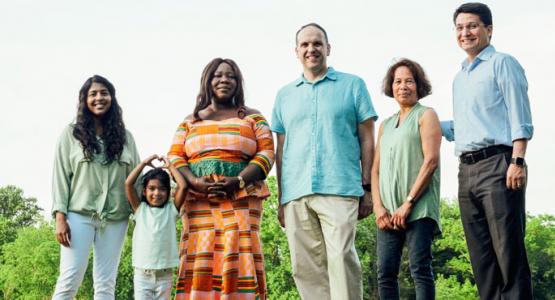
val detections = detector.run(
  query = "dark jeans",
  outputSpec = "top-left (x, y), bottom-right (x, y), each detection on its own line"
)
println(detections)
top-left (377, 218), bottom-right (436, 300)
top-left (458, 151), bottom-right (533, 300)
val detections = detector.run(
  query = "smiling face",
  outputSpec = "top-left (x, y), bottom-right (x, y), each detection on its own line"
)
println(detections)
top-left (86, 82), bottom-right (112, 118)
top-left (295, 26), bottom-right (330, 74)
top-left (392, 66), bottom-right (419, 107)
top-left (143, 179), bottom-right (169, 207)
top-left (455, 13), bottom-right (492, 60)
top-left (210, 62), bottom-right (237, 103)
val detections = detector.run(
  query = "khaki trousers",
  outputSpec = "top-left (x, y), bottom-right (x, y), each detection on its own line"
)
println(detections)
top-left (284, 194), bottom-right (362, 300)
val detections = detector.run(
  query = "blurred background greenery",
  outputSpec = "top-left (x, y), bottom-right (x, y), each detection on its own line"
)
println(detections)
top-left (1, 178), bottom-right (554, 299)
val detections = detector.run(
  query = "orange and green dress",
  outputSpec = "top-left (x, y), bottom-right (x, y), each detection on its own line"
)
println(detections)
top-left (168, 114), bottom-right (274, 300)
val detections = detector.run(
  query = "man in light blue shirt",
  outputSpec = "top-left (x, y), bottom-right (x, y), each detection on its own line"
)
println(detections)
top-left (271, 23), bottom-right (377, 300)
top-left (448, 3), bottom-right (534, 299)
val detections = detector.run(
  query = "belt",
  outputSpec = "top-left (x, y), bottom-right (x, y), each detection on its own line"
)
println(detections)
top-left (459, 145), bottom-right (512, 164)
top-left (135, 267), bottom-right (173, 275)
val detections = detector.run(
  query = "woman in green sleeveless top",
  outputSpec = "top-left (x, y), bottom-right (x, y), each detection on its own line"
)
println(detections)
top-left (371, 59), bottom-right (442, 299)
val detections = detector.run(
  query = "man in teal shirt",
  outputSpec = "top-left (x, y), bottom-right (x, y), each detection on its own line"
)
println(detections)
top-left (271, 23), bottom-right (377, 299)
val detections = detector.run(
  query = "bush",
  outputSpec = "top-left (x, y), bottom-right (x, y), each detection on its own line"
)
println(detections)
top-left (1, 182), bottom-right (554, 299)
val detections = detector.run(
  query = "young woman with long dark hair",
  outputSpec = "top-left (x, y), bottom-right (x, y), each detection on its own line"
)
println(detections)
top-left (51, 75), bottom-right (140, 299)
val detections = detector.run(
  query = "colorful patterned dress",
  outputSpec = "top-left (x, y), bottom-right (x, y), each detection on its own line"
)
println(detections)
top-left (168, 114), bottom-right (274, 300)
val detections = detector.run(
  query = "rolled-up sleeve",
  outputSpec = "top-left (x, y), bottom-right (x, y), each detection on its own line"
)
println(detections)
top-left (51, 126), bottom-right (73, 217)
top-left (248, 114), bottom-right (275, 176)
top-left (497, 56), bottom-right (534, 141)
top-left (168, 121), bottom-right (189, 169)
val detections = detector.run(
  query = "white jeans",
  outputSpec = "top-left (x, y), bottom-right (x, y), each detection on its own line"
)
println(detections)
top-left (52, 212), bottom-right (129, 300)
top-left (134, 268), bottom-right (173, 300)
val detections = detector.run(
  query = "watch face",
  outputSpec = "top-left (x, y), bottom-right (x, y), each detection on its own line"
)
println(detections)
top-left (512, 157), bottom-right (525, 166)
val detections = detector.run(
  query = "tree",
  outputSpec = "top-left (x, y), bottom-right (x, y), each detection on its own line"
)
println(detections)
top-left (260, 177), bottom-right (300, 299)
top-left (525, 214), bottom-right (555, 300)
top-left (0, 223), bottom-right (94, 299)
top-left (0, 185), bottom-right (43, 248)
top-left (1, 183), bottom-right (554, 299)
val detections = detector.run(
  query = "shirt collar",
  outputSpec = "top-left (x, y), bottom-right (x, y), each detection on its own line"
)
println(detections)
top-left (461, 45), bottom-right (495, 69)
top-left (295, 67), bottom-right (337, 86)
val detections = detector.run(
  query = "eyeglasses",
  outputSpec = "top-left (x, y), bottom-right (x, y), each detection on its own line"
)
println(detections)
top-left (454, 22), bottom-right (485, 32)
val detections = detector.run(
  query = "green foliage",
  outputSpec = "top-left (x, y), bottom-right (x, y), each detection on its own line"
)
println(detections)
top-left (0, 185), bottom-right (43, 248)
top-left (260, 177), bottom-right (300, 299)
top-left (114, 221), bottom-right (135, 299)
top-left (0, 183), bottom-right (554, 299)
top-left (525, 214), bottom-right (555, 300)
top-left (436, 275), bottom-right (478, 299)
top-left (0, 223), bottom-right (94, 299)
top-left (355, 216), bottom-right (379, 299)
top-left (433, 200), bottom-right (474, 283)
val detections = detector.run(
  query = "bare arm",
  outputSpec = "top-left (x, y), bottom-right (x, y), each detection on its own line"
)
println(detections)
top-left (372, 123), bottom-right (393, 230)
top-left (162, 156), bottom-right (187, 210)
top-left (125, 154), bottom-right (158, 212)
top-left (357, 118), bottom-right (375, 219)
top-left (407, 109), bottom-right (442, 201)
top-left (275, 133), bottom-right (285, 227)
top-left (391, 108), bottom-right (441, 230)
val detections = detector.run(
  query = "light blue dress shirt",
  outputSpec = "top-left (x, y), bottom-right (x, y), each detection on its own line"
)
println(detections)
top-left (450, 45), bottom-right (533, 155)
top-left (271, 67), bottom-right (378, 205)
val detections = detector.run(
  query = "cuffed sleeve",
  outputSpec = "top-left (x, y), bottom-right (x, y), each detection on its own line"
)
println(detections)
top-left (497, 55), bottom-right (534, 141)
top-left (51, 126), bottom-right (73, 217)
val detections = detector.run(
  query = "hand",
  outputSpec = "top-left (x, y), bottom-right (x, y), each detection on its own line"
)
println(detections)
top-left (55, 212), bottom-right (71, 247)
top-left (391, 201), bottom-right (413, 231)
top-left (358, 192), bottom-right (373, 220)
top-left (506, 163), bottom-right (526, 190)
top-left (374, 204), bottom-right (393, 230)
top-left (188, 176), bottom-right (214, 194)
top-left (141, 154), bottom-right (162, 168)
top-left (207, 176), bottom-right (241, 197)
top-left (278, 205), bottom-right (285, 228)
top-left (160, 156), bottom-right (171, 169)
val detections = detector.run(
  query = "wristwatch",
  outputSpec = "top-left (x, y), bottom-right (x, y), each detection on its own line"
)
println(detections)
top-left (362, 183), bottom-right (371, 192)
top-left (511, 157), bottom-right (525, 166)
top-left (237, 176), bottom-right (246, 189)
top-left (406, 195), bottom-right (415, 205)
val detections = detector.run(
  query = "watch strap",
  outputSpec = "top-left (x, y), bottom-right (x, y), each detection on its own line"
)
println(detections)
top-left (511, 157), bottom-right (525, 166)
top-left (362, 183), bottom-right (371, 192)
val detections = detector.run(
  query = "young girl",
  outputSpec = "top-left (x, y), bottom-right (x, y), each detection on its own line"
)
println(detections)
top-left (125, 154), bottom-right (186, 300)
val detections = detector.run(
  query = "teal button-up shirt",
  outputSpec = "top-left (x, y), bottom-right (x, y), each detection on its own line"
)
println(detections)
top-left (271, 67), bottom-right (378, 205)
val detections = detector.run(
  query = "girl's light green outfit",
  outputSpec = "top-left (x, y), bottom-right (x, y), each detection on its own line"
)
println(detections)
top-left (132, 201), bottom-right (180, 269)
top-left (378, 103), bottom-right (441, 234)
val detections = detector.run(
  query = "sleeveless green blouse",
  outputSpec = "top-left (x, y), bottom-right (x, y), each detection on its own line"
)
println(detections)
top-left (379, 102), bottom-right (441, 234)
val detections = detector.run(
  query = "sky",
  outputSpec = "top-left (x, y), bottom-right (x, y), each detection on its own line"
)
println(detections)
top-left (1, 0), bottom-right (554, 218)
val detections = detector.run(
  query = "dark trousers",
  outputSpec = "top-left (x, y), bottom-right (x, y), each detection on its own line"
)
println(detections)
top-left (377, 218), bottom-right (436, 300)
top-left (458, 151), bottom-right (533, 300)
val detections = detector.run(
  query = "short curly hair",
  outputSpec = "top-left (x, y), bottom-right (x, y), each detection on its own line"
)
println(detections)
top-left (382, 58), bottom-right (432, 100)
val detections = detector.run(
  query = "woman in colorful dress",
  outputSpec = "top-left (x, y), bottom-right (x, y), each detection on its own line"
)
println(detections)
top-left (371, 59), bottom-right (442, 299)
top-left (168, 58), bottom-right (274, 299)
